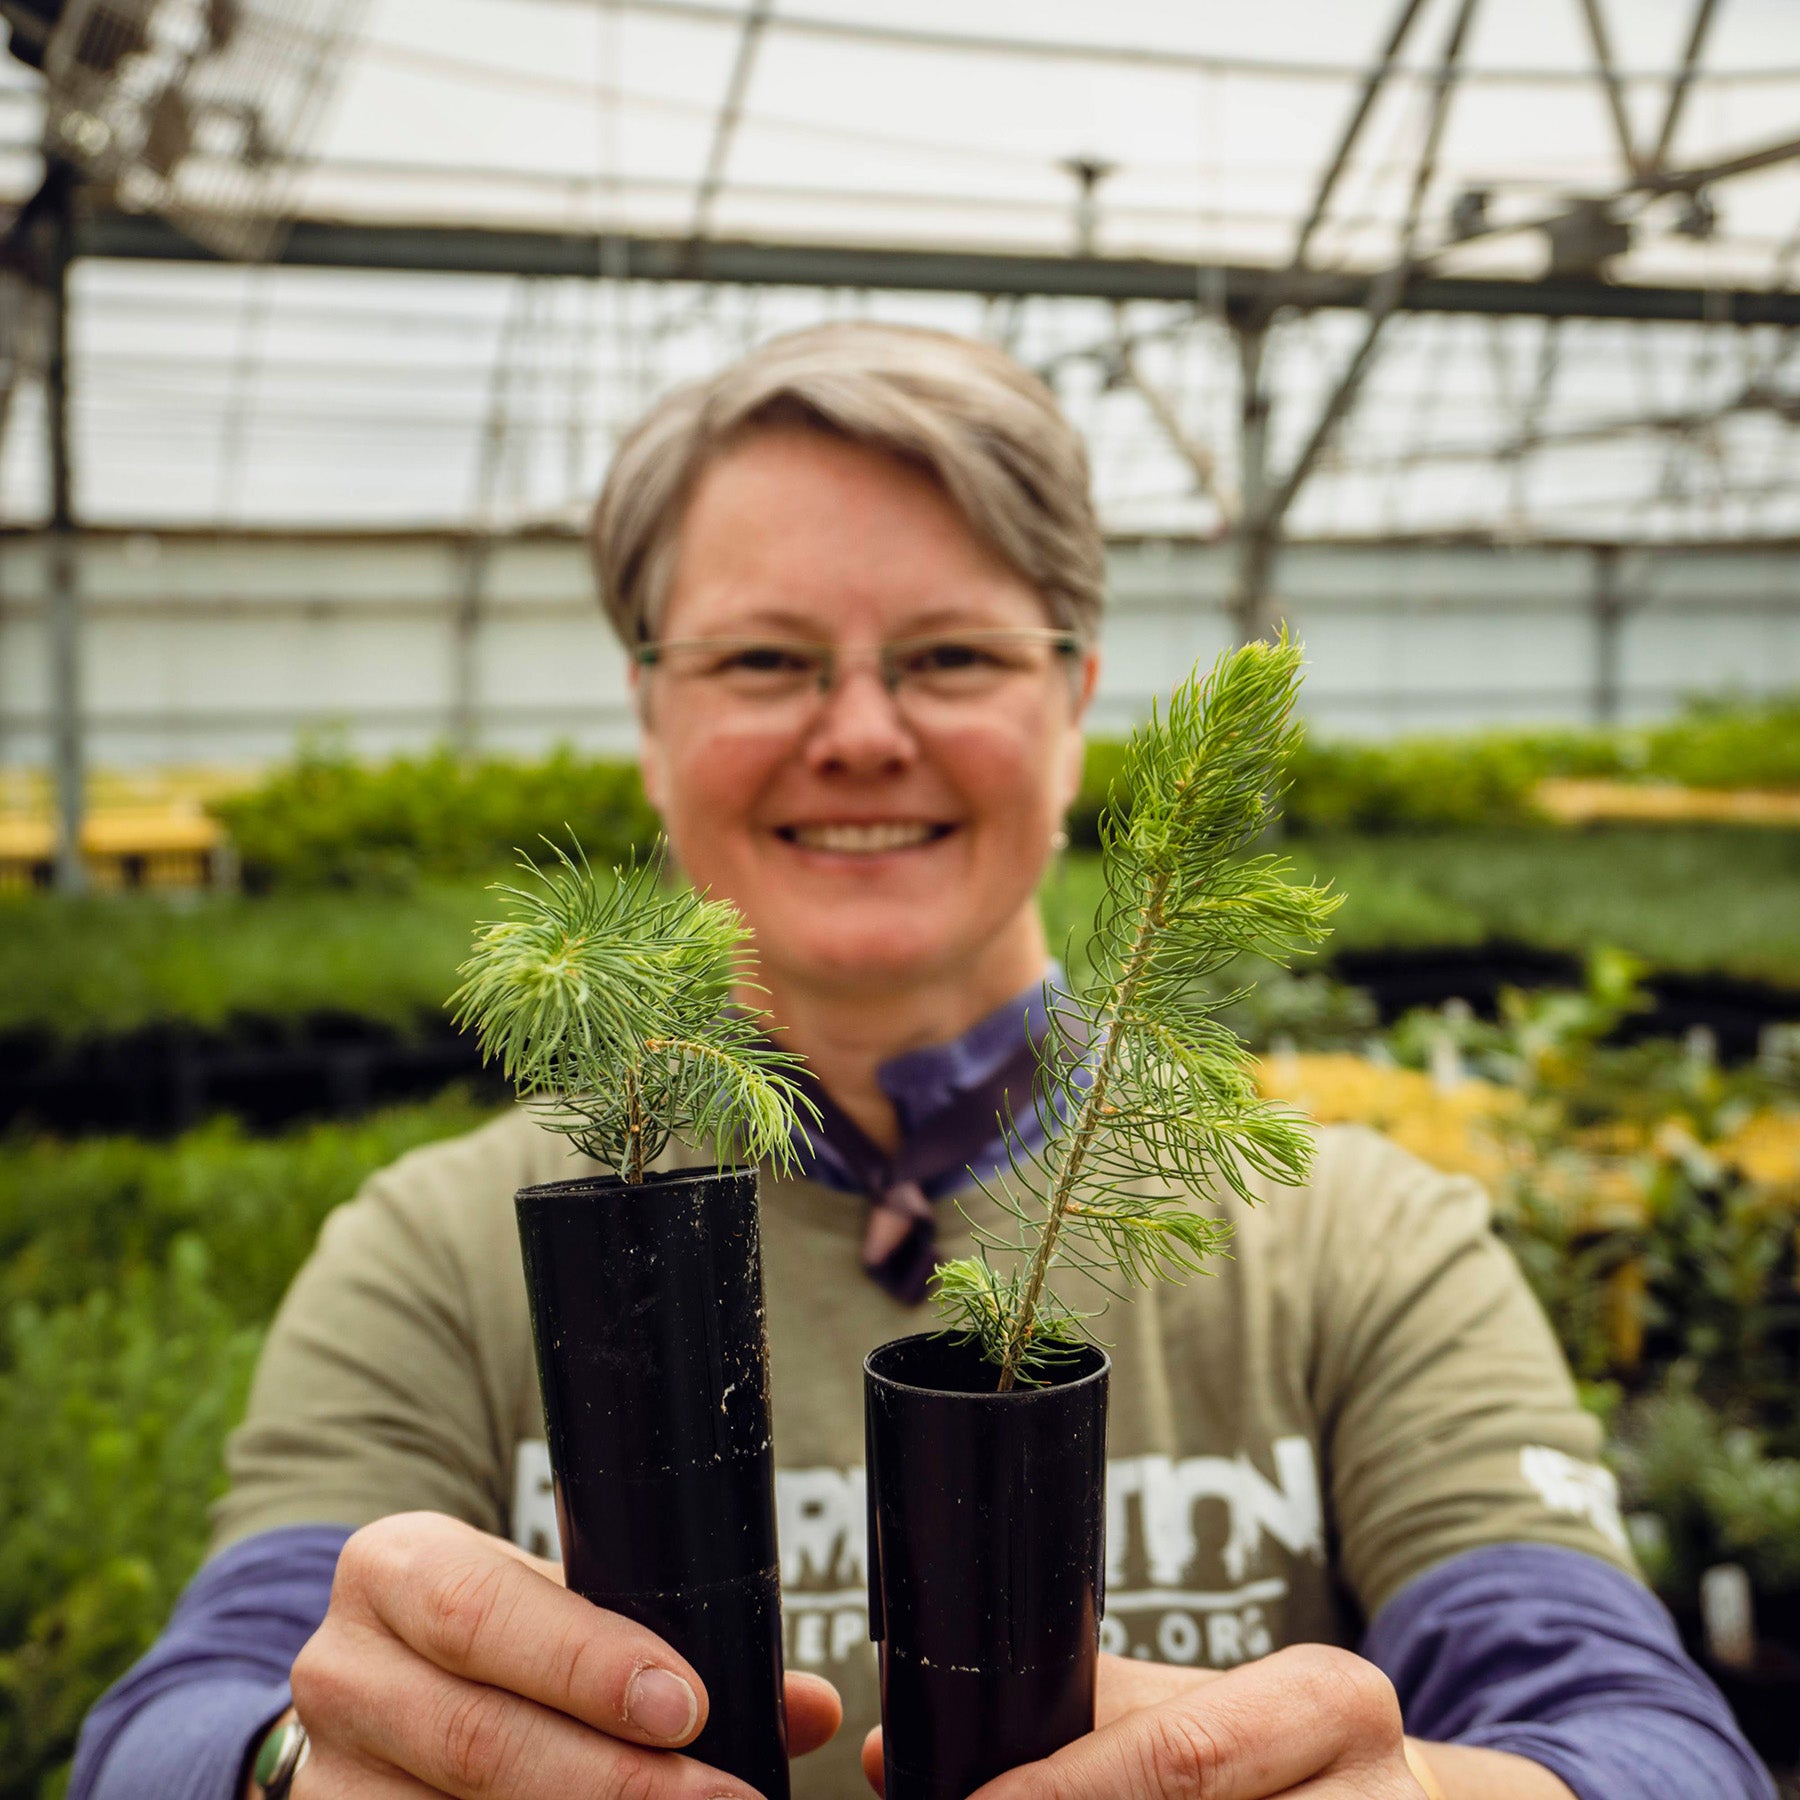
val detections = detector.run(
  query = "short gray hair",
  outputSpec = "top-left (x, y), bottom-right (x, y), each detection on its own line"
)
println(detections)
top-left (590, 321), bottom-right (1105, 647)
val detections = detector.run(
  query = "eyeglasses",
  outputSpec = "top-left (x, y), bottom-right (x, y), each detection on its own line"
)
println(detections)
top-left (633, 627), bottom-right (1081, 721)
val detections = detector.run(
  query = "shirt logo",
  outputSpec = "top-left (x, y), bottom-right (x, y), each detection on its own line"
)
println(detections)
top-left (512, 1437), bottom-right (1324, 1671)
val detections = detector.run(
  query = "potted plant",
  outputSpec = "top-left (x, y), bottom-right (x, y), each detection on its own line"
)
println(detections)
top-left (452, 849), bottom-right (814, 1800)
top-left (864, 634), bottom-right (1340, 1800)
top-left (1612, 1383), bottom-right (1800, 1773)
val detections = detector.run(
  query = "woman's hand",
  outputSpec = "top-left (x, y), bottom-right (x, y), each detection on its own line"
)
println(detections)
top-left (285, 1512), bottom-right (840, 1799)
top-left (862, 1647), bottom-right (1437, 1799)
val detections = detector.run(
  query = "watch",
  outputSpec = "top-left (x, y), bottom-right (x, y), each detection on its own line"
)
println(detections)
top-left (252, 1716), bottom-right (311, 1800)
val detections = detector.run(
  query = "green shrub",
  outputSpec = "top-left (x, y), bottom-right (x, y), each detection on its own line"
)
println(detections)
top-left (1069, 696), bottom-right (1800, 847)
top-left (1066, 739), bottom-right (1131, 849)
top-left (0, 881), bottom-right (497, 1040)
top-left (0, 1097), bottom-right (500, 1798)
top-left (1612, 1387), bottom-right (1800, 1606)
top-left (212, 742), bottom-right (657, 890)
top-left (0, 1091), bottom-right (497, 1324)
top-left (1646, 694), bottom-right (1800, 792)
top-left (0, 1239), bottom-right (260, 1798)
top-left (1072, 726), bottom-right (1614, 839)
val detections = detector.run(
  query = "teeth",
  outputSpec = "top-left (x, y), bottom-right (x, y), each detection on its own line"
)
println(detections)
top-left (788, 822), bottom-right (938, 853)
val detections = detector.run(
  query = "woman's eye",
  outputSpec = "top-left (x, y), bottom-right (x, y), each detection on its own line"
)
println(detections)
top-left (718, 645), bottom-right (814, 676)
top-left (907, 641), bottom-right (999, 674)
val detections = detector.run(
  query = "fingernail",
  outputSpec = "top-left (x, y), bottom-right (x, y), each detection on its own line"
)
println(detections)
top-left (627, 1666), bottom-right (698, 1743)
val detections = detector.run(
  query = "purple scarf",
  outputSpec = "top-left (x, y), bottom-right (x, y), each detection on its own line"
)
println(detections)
top-left (788, 972), bottom-right (1060, 1303)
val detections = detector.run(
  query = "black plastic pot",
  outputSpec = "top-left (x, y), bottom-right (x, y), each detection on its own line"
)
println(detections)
top-left (864, 1333), bottom-right (1110, 1800)
top-left (515, 1166), bottom-right (788, 1800)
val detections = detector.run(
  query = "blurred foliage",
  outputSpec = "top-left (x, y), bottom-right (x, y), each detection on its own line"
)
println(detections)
top-left (1292, 827), bottom-right (1800, 987)
top-left (0, 1094), bottom-right (499, 1798)
top-left (1280, 729), bottom-right (1619, 833)
top-left (1270, 950), bottom-right (1800, 1622)
top-left (0, 880), bottom-right (495, 1040)
top-left (0, 1092), bottom-right (495, 1324)
top-left (5, 704), bottom-right (1793, 1043)
top-left (193, 693), bottom-right (1800, 892)
top-left (0, 1241), bottom-right (259, 1797)
top-left (13, 824), bottom-right (1796, 1045)
top-left (1645, 694), bottom-right (1800, 793)
top-left (210, 741), bottom-right (657, 891)
top-left (1068, 692), bottom-right (1800, 844)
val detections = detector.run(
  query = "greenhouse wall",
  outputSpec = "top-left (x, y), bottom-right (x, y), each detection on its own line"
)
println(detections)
top-left (0, 531), bottom-right (1795, 769)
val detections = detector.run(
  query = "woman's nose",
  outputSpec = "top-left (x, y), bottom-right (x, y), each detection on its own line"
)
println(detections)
top-left (801, 661), bottom-right (917, 775)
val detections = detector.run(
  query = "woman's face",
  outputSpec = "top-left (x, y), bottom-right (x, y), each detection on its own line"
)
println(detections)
top-left (636, 426), bottom-right (1097, 1000)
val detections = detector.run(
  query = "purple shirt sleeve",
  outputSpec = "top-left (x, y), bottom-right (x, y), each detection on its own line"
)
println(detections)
top-left (69, 1525), bottom-right (350, 1800)
top-left (1362, 1541), bottom-right (1776, 1800)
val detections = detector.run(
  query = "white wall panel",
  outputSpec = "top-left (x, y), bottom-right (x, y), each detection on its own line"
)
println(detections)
top-left (1, 533), bottom-right (1795, 770)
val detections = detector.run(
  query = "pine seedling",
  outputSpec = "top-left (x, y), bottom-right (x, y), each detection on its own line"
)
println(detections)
top-left (934, 632), bottom-right (1341, 1390)
top-left (451, 842), bottom-right (814, 1182)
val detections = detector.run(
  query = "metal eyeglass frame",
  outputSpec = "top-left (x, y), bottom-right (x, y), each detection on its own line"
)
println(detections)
top-left (631, 626), bottom-right (1083, 698)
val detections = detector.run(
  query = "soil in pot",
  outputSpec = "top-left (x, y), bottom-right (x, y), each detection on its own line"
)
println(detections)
top-left (516, 1164), bottom-right (788, 1800)
top-left (864, 1331), bottom-right (1110, 1800)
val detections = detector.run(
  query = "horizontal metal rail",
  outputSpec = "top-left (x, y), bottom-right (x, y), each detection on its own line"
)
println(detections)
top-left (72, 212), bottom-right (1800, 327)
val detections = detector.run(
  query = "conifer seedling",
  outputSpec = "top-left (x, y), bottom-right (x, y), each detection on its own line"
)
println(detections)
top-left (451, 845), bottom-right (814, 1183)
top-left (933, 632), bottom-right (1341, 1391)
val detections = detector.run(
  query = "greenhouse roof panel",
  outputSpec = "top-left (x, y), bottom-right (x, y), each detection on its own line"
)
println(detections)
top-left (1, 0), bottom-right (1798, 537)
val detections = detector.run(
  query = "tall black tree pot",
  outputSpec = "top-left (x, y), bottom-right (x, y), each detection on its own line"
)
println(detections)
top-left (515, 1166), bottom-right (789, 1800)
top-left (864, 1333), bottom-right (1110, 1800)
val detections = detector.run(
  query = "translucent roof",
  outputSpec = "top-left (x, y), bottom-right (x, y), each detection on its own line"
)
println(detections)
top-left (4, 0), bottom-right (1800, 538)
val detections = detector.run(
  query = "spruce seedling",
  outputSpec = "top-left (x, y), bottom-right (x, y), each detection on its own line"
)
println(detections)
top-left (451, 842), bottom-right (814, 1182)
top-left (934, 633), bottom-right (1341, 1390)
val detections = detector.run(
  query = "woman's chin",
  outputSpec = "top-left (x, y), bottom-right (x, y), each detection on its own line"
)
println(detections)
top-left (763, 915), bottom-right (971, 990)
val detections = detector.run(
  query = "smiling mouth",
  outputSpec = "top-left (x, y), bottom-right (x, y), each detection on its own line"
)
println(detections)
top-left (776, 821), bottom-right (955, 854)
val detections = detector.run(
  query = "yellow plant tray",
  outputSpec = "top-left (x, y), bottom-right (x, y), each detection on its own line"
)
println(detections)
top-left (0, 803), bottom-right (227, 892)
top-left (1535, 778), bottom-right (1800, 827)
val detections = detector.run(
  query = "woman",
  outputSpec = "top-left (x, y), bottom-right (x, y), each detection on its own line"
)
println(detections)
top-left (74, 325), bottom-right (1769, 1800)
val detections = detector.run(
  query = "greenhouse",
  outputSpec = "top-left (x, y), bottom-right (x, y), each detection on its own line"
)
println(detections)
top-left (2, 2), bottom-right (1799, 1797)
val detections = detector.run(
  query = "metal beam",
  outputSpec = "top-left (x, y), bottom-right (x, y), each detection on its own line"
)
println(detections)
top-left (1591, 543), bottom-right (1629, 724)
top-left (1574, 0), bottom-right (1642, 178)
top-left (454, 280), bottom-right (541, 752)
top-left (1266, 0), bottom-right (1484, 528)
top-left (689, 0), bottom-right (775, 243)
top-left (1286, 0), bottom-right (1429, 275)
top-left (522, 0), bottom-right (1800, 91)
top-left (1640, 130), bottom-right (1800, 195)
top-left (1226, 0), bottom-right (1481, 644)
top-left (1229, 324), bottom-right (1273, 642)
top-left (1106, 306), bottom-right (1225, 511)
top-left (71, 211), bottom-right (1800, 326)
top-left (28, 162), bottom-right (85, 895)
top-left (1647, 0), bottom-right (1721, 177)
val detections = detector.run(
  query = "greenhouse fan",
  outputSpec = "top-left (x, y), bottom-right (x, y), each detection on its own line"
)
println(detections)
top-left (1, 0), bottom-right (366, 261)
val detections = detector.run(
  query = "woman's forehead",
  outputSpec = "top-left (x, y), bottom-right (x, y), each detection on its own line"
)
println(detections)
top-left (659, 428), bottom-right (1049, 637)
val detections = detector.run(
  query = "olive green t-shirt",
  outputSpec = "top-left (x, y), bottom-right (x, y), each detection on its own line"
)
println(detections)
top-left (213, 1110), bottom-right (1635, 1799)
